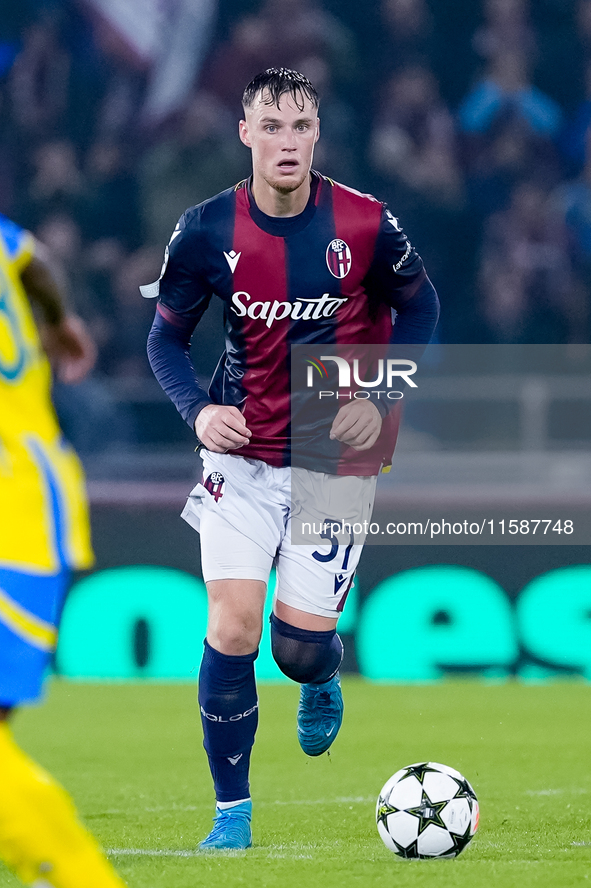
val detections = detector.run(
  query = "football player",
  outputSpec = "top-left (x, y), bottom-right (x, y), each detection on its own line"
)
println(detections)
top-left (145, 68), bottom-right (439, 850)
top-left (0, 214), bottom-right (127, 887)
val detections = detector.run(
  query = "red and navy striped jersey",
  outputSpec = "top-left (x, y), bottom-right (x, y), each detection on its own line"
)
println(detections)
top-left (146, 171), bottom-right (438, 474)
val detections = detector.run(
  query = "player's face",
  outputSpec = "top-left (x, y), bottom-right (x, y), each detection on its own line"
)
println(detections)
top-left (239, 90), bottom-right (320, 197)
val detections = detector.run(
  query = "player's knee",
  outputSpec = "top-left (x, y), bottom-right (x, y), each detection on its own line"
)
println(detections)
top-left (273, 647), bottom-right (318, 683)
top-left (207, 608), bottom-right (262, 656)
top-left (206, 582), bottom-right (265, 655)
top-left (270, 613), bottom-right (343, 684)
top-left (208, 623), bottom-right (261, 656)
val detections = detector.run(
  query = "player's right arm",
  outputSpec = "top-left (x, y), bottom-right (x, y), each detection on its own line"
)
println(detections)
top-left (144, 210), bottom-right (251, 451)
top-left (194, 404), bottom-right (251, 452)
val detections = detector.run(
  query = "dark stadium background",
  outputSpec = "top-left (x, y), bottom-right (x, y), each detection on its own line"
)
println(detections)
top-left (2, 0), bottom-right (590, 678)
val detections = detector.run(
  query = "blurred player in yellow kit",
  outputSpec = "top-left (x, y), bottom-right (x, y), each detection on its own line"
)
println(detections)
top-left (0, 213), bottom-right (127, 887)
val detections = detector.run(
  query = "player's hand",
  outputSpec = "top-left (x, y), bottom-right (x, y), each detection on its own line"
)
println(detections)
top-left (329, 399), bottom-right (382, 451)
top-left (195, 404), bottom-right (252, 452)
top-left (42, 314), bottom-right (98, 384)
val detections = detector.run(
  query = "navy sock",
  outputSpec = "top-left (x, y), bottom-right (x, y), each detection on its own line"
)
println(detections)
top-left (198, 640), bottom-right (259, 803)
top-left (270, 614), bottom-right (343, 684)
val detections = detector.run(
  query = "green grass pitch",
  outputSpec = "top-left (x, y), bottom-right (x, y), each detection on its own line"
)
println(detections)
top-left (2, 678), bottom-right (590, 887)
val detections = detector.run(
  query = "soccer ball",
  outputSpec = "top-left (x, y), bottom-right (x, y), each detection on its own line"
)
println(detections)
top-left (376, 761), bottom-right (479, 859)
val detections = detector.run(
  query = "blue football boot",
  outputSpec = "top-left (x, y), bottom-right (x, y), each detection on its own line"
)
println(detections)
top-left (198, 800), bottom-right (252, 851)
top-left (297, 672), bottom-right (344, 756)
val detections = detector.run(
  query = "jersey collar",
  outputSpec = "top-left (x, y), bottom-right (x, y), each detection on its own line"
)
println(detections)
top-left (245, 172), bottom-right (321, 237)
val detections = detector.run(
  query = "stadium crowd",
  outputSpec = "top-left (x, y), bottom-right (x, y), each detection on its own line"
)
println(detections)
top-left (0, 0), bottom-right (589, 448)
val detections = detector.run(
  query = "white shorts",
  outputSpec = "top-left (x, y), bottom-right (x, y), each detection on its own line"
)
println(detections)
top-left (181, 452), bottom-right (377, 619)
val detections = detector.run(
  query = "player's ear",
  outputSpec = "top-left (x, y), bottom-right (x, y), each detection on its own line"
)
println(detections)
top-left (239, 119), bottom-right (251, 148)
top-left (314, 116), bottom-right (320, 143)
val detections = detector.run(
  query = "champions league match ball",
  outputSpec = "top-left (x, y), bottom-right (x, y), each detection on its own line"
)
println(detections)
top-left (376, 762), bottom-right (479, 859)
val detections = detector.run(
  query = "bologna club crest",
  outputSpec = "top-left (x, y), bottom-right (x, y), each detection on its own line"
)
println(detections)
top-left (326, 239), bottom-right (352, 279)
top-left (204, 471), bottom-right (225, 502)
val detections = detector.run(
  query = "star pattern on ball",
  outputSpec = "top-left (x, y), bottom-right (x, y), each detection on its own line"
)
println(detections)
top-left (403, 763), bottom-right (442, 783)
top-left (398, 823), bottom-right (473, 861)
top-left (397, 839), bottom-right (421, 859)
top-left (449, 827), bottom-right (473, 855)
top-left (455, 775), bottom-right (478, 802)
top-left (406, 789), bottom-right (449, 835)
top-left (376, 799), bottom-right (396, 828)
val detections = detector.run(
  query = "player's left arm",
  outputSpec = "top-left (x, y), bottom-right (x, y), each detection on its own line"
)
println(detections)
top-left (330, 273), bottom-right (439, 448)
top-left (330, 207), bottom-right (440, 450)
top-left (20, 238), bottom-right (97, 383)
top-left (371, 206), bottom-right (440, 345)
top-left (366, 206), bottom-right (439, 417)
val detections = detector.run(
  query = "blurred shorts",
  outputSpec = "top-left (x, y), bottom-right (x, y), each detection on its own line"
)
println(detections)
top-left (0, 567), bottom-right (68, 707)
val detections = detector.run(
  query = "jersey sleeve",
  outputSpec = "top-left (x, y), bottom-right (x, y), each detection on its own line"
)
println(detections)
top-left (364, 204), bottom-right (439, 338)
top-left (0, 214), bottom-right (34, 272)
top-left (365, 205), bottom-right (440, 418)
top-left (364, 205), bottom-right (425, 305)
top-left (144, 208), bottom-right (215, 429)
top-left (155, 208), bottom-right (214, 321)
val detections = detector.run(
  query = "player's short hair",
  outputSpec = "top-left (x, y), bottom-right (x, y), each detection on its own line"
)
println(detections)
top-left (242, 68), bottom-right (319, 112)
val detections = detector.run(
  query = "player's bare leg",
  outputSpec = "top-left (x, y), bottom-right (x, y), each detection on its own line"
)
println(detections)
top-left (198, 579), bottom-right (266, 851)
top-left (206, 578), bottom-right (266, 656)
top-left (272, 601), bottom-right (344, 757)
